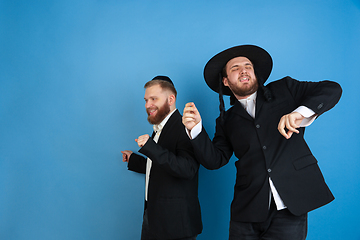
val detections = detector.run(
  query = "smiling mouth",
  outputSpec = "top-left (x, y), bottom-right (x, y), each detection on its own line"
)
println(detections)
top-left (147, 108), bottom-right (157, 116)
top-left (239, 76), bottom-right (250, 82)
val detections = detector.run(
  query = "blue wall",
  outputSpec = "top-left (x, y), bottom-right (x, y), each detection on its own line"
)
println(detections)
top-left (1, 0), bottom-right (359, 239)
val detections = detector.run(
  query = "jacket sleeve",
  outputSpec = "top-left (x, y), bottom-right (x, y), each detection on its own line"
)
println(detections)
top-left (284, 76), bottom-right (342, 116)
top-left (139, 137), bottom-right (199, 180)
top-left (127, 153), bottom-right (146, 174)
top-left (191, 120), bottom-right (234, 170)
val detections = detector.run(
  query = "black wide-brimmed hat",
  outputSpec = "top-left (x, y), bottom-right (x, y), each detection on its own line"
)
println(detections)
top-left (203, 45), bottom-right (273, 96)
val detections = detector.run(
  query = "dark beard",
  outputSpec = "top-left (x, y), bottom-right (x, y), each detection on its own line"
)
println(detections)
top-left (231, 80), bottom-right (259, 97)
top-left (147, 101), bottom-right (171, 125)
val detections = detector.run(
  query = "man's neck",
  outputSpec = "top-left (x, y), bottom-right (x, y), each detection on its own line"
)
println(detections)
top-left (235, 91), bottom-right (257, 100)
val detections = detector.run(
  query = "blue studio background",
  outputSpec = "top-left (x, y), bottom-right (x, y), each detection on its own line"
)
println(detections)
top-left (1, 0), bottom-right (359, 239)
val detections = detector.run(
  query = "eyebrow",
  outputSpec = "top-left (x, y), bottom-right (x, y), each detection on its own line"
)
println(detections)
top-left (144, 95), bottom-right (157, 100)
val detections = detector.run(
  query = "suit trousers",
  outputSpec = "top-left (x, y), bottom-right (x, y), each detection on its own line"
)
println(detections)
top-left (141, 209), bottom-right (197, 240)
top-left (229, 201), bottom-right (307, 240)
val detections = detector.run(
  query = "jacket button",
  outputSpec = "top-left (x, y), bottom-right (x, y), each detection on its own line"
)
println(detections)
top-left (256, 124), bottom-right (260, 128)
top-left (262, 146), bottom-right (267, 150)
top-left (268, 169), bottom-right (272, 173)
top-left (317, 103), bottom-right (324, 109)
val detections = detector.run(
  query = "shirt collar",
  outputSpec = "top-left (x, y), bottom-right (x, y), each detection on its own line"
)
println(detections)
top-left (238, 91), bottom-right (257, 107)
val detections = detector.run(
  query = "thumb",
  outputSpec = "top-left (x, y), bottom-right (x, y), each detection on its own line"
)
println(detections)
top-left (190, 102), bottom-right (199, 114)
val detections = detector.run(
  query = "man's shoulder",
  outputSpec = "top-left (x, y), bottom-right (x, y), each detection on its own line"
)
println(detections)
top-left (266, 76), bottom-right (295, 86)
top-left (162, 110), bottom-right (186, 135)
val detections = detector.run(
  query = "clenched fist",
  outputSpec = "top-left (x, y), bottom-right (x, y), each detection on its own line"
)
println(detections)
top-left (135, 134), bottom-right (150, 148)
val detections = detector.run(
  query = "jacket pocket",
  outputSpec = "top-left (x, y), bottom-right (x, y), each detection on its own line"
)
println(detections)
top-left (293, 155), bottom-right (318, 170)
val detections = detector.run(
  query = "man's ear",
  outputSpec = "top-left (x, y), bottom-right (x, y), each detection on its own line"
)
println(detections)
top-left (168, 94), bottom-right (176, 106)
top-left (223, 77), bottom-right (229, 87)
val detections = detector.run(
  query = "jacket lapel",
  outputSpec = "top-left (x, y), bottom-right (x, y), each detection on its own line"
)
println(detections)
top-left (156, 109), bottom-right (179, 144)
top-left (255, 91), bottom-right (266, 118)
top-left (230, 91), bottom-right (267, 121)
top-left (232, 100), bottom-right (254, 121)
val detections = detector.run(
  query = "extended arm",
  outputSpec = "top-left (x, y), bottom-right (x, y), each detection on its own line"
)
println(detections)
top-left (183, 102), bottom-right (233, 170)
top-left (277, 77), bottom-right (342, 139)
top-left (139, 136), bottom-right (199, 180)
top-left (124, 151), bottom-right (147, 174)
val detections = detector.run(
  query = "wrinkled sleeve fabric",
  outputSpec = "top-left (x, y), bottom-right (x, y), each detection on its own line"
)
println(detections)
top-left (285, 77), bottom-right (342, 116)
top-left (139, 137), bottom-right (199, 179)
top-left (191, 119), bottom-right (234, 170)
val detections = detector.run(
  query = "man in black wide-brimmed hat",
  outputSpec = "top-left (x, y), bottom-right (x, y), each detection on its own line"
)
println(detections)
top-left (182, 45), bottom-right (342, 239)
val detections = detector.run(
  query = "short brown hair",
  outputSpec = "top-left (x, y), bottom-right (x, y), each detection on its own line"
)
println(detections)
top-left (144, 80), bottom-right (177, 98)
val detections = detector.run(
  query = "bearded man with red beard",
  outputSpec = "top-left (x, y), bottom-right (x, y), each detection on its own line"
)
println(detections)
top-left (121, 76), bottom-right (202, 240)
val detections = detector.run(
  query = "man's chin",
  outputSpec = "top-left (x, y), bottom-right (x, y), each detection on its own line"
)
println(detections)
top-left (147, 115), bottom-right (161, 125)
top-left (146, 102), bottom-right (170, 125)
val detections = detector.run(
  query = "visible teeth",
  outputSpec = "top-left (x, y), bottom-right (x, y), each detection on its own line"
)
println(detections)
top-left (149, 109), bottom-right (157, 114)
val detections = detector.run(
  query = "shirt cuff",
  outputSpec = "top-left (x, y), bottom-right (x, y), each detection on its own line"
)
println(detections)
top-left (293, 106), bottom-right (317, 127)
top-left (185, 120), bottom-right (202, 139)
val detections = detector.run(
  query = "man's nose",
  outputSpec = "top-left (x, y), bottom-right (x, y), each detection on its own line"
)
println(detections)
top-left (145, 101), bottom-right (152, 108)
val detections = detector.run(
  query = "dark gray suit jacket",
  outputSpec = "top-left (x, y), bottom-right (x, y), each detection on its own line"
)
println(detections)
top-left (191, 76), bottom-right (342, 222)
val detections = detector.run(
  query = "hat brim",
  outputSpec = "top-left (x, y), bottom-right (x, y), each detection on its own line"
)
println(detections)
top-left (203, 45), bottom-right (273, 96)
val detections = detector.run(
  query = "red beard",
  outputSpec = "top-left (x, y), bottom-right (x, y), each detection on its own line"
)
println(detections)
top-left (146, 100), bottom-right (171, 125)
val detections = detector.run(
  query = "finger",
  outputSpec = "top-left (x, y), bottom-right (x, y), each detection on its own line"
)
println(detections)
top-left (184, 102), bottom-right (192, 110)
top-left (286, 131), bottom-right (294, 139)
top-left (183, 119), bottom-right (195, 130)
top-left (188, 102), bottom-right (199, 115)
top-left (286, 116), bottom-right (299, 134)
top-left (289, 113), bottom-right (302, 130)
top-left (137, 141), bottom-right (144, 148)
top-left (185, 102), bottom-right (194, 108)
top-left (184, 102), bottom-right (197, 114)
top-left (137, 137), bottom-right (147, 144)
top-left (290, 115), bottom-right (300, 129)
top-left (288, 126), bottom-right (299, 134)
top-left (278, 127), bottom-right (287, 138)
top-left (136, 138), bottom-right (146, 148)
top-left (183, 115), bottom-right (195, 122)
top-left (122, 153), bottom-right (128, 162)
top-left (183, 115), bottom-right (196, 123)
top-left (183, 106), bottom-right (193, 115)
top-left (277, 117), bottom-right (288, 138)
top-left (183, 115), bottom-right (196, 126)
top-left (284, 116), bottom-right (298, 138)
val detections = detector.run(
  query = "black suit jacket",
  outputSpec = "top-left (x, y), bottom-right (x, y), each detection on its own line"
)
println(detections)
top-left (128, 109), bottom-right (202, 239)
top-left (192, 76), bottom-right (342, 222)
